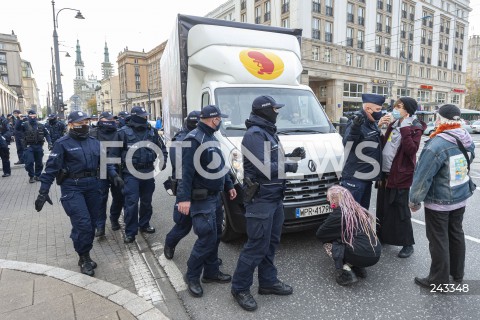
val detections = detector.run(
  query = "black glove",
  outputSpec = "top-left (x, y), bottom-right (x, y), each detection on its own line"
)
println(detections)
top-left (285, 162), bottom-right (298, 173)
top-left (353, 115), bottom-right (364, 127)
top-left (48, 143), bottom-right (53, 151)
top-left (287, 147), bottom-right (306, 160)
top-left (112, 175), bottom-right (124, 189)
top-left (35, 191), bottom-right (53, 212)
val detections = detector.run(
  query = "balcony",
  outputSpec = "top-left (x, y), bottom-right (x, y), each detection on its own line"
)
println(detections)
top-left (427, 57), bottom-right (431, 64)
top-left (408, 52), bottom-right (412, 59)
top-left (386, 26), bottom-right (391, 34)
top-left (386, 4), bottom-right (392, 12)
top-left (409, 33), bottom-right (413, 41)
top-left (460, 49), bottom-right (463, 55)
top-left (312, 28), bottom-right (320, 40)
top-left (357, 40), bottom-right (364, 49)
top-left (376, 45), bottom-right (382, 53)
top-left (282, 3), bottom-right (290, 13)
top-left (255, 16), bottom-right (261, 24)
top-left (377, 23), bottom-right (382, 32)
top-left (385, 47), bottom-right (390, 55)
top-left (420, 56), bottom-right (425, 63)
top-left (456, 31), bottom-right (459, 38)
top-left (461, 34), bottom-right (464, 40)
top-left (401, 30), bottom-right (406, 38)
top-left (440, 25), bottom-right (444, 32)
top-left (439, 43), bottom-right (443, 49)
top-left (241, 0), bottom-right (246, 10)
top-left (264, 12), bottom-right (271, 22)
top-left (346, 38), bottom-right (353, 47)
top-left (312, 2), bottom-right (320, 13)
top-left (358, 17), bottom-right (365, 26)
top-left (377, 1), bottom-right (383, 10)
top-left (421, 37), bottom-right (426, 44)
top-left (459, 64), bottom-right (462, 70)
top-left (347, 13), bottom-right (354, 23)
top-left (402, 10), bottom-right (407, 19)
top-left (423, 19), bottom-right (427, 26)
top-left (444, 62), bottom-right (447, 68)
top-left (325, 32), bottom-right (332, 43)
top-left (428, 39), bottom-right (432, 46)
top-left (446, 27), bottom-right (450, 33)
top-left (445, 44), bottom-right (449, 50)
top-left (326, 6), bottom-right (333, 16)
top-left (454, 64), bottom-right (457, 70)
top-left (455, 48), bottom-right (458, 54)
top-left (410, 13), bottom-right (415, 21)
top-left (438, 60), bottom-right (442, 67)
top-left (429, 21), bottom-right (433, 28)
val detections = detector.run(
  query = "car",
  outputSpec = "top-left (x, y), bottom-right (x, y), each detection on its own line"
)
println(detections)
top-left (423, 122), bottom-right (436, 136)
top-left (460, 119), bottom-right (473, 134)
top-left (470, 120), bottom-right (480, 133)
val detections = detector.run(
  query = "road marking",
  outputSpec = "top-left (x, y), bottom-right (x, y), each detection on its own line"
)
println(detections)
top-left (412, 218), bottom-right (480, 244)
top-left (150, 242), bottom-right (187, 292)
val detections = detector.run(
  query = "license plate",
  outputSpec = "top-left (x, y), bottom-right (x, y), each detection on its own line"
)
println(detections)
top-left (295, 204), bottom-right (333, 218)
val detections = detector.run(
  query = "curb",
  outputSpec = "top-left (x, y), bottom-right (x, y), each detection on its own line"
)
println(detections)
top-left (0, 259), bottom-right (169, 320)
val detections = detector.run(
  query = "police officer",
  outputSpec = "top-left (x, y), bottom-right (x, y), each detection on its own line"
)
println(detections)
top-left (164, 110), bottom-right (201, 259)
top-left (45, 113), bottom-right (66, 146)
top-left (341, 93), bottom-right (387, 210)
top-left (35, 111), bottom-right (122, 276)
top-left (116, 106), bottom-right (167, 243)
top-left (89, 111), bottom-right (124, 237)
top-left (177, 105), bottom-right (237, 298)
top-left (117, 111), bottom-right (130, 128)
top-left (231, 96), bottom-right (303, 311)
top-left (12, 110), bottom-right (25, 164)
top-left (0, 115), bottom-right (12, 177)
top-left (17, 110), bottom-right (52, 183)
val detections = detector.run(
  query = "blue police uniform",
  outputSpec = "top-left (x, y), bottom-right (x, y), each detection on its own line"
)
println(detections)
top-left (231, 114), bottom-right (296, 293)
top-left (45, 115), bottom-right (66, 145)
top-left (13, 112), bottom-right (25, 163)
top-left (0, 117), bottom-right (12, 176)
top-left (116, 107), bottom-right (167, 242)
top-left (89, 115), bottom-right (124, 234)
top-left (177, 120), bottom-right (234, 284)
top-left (341, 95), bottom-right (384, 210)
top-left (18, 113), bottom-right (52, 181)
top-left (38, 111), bottom-right (117, 276)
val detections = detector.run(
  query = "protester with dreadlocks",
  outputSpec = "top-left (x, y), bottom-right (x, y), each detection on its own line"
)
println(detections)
top-left (316, 185), bottom-right (382, 286)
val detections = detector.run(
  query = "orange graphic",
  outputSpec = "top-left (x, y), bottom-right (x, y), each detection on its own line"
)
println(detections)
top-left (239, 49), bottom-right (284, 80)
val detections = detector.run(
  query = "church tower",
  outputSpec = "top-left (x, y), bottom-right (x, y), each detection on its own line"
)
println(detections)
top-left (73, 39), bottom-right (85, 95)
top-left (101, 41), bottom-right (114, 79)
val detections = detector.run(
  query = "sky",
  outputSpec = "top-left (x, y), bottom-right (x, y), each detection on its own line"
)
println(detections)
top-left (1, 0), bottom-right (480, 108)
top-left (1, 0), bottom-right (228, 106)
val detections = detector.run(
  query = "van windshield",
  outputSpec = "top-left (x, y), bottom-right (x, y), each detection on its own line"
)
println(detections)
top-left (215, 87), bottom-right (335, 137)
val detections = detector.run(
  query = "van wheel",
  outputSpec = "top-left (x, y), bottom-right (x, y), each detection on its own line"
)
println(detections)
top-left (220, 194), bottom-right (241, 242)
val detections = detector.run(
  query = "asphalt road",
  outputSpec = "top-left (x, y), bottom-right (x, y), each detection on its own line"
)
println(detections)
top-left (144, 133), bottom-right (480, 320)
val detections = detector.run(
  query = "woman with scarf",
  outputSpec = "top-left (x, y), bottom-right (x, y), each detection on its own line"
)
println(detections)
top-left (34, 111), bottom-right (122, 277)
top-left (316, 185), bottom-right (381, 286)
top-left (410, 104), bottom-right (475, 288)
top-left (376, 97), bottom-right (426, 258)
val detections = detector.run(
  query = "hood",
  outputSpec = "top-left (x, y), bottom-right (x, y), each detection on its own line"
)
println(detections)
top-left (438, 128), bottom-right (473, 148)
top-left (245, 113), bottom-right (276, 135)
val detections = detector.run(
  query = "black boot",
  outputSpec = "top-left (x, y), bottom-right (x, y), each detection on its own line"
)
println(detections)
top-left (95, 228), bottom-right (105, 237)
top-left (111, 220), bottom-right (121, 231)
top-left (336, 269), bottom-right (358, 286)
top-left (83, 252), bottom-right (97, 269)
top-left (78, 254), bottom-right (95, 276)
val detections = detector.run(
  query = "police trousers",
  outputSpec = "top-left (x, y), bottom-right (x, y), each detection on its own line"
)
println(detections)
top-left (0, 146), bottom-right (10, 175)
top-left (231, 200), bottom-right (284, 293)
top-left (60, 177), bottom-right (100, 255)
top-left (24, 144), bottom-right (44, 177)
top-left (341, 177), bottom-right (373, 210)
top-left (186, 193), bottom-right (223, 281)
top-left (165, 202), bottom-right (193, 248)
top-left (97, 179), bottom-right (124, 229)
top-left (123, 173), bottom-right (155, 237)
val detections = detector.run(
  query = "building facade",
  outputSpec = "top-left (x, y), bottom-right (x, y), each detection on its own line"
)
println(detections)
top-left (207, 0), bottom-right (471, 120)
top-left (0, 32), bottom-right (23, 112)
top-left (21, 60), bottom-right (41, 113)
top-left (72, 39), bottom-right (100, 113)
top-left (0, 78), bottom-right (17, 116)
top-left (96, 75), bottom-right (121, 116)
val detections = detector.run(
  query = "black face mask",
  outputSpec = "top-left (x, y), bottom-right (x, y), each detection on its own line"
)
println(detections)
top-left (253, 108), bottom-right (278, 124)
top-left (98, 120), bottom-right (117, 130)
top-left (29, 117), bottom-right (37, 125)
top-left (186, 120), bottom-right (198, 131)
top-left (371, 111), bottom-right (383, 121)
top-left (130, 115), bottom-right (147, 124)
top-left (69, 124), bottom-right (90, 139)
top-left (48, 119), bottom-right (56, 124)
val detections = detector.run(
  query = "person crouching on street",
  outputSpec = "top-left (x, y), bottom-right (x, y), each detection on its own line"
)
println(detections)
top-left (35, 111), bottom-right (122, 276)
top-left (316, 185), bottom-right (381, 286)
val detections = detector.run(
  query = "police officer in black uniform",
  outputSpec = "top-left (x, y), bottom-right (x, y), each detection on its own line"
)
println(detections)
top-left (0, 115), bottom-right (12, 177)
top-left (35, 111), bottom-right (122, 276)
top-left (177, 105), bottom-right (237, 298)
top-left (117, 111), bottom-right (130, 128)
top-left (341, 93), bottom-right (385, 210)
top-left (116, 106), bottom-right (168, 243)
top-left (45, 113), bottom-right (66, 146)
top-left (17, 110), bottom-right (52, 183)
top-left (164, 110), bottom-right (200, 259)
top-left (12, 110), bottom-right (25, 164)
top-left (89, 111), bottom-right (124, 237)
top-left (231, 96), bottom-right (303, 311)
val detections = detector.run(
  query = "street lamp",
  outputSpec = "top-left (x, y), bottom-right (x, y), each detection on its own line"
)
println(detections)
top-left (403, 15), bottom-right (432, 95)
top-left (51, 0), bottom-right (84, 118)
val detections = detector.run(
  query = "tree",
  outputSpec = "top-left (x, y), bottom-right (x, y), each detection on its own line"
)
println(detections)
top-left (465, 76), bottom-right (480, 110)
top-left (87, 97), bottom-right (98, 116)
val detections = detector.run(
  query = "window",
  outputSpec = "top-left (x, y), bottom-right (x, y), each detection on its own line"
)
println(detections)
top-left (357, 30), bottom-right (364, 49)
top-left (344, 82), bottom-right (364, 97)
top-left (356, 55), bottom-right (363, 68)
top-left (375, 59), bottom-right (381, 71)
top-left (386, 16), bottom-right (391, 33)
top-left (384, 60), bottom-right (389, 72)
top-left (346, 27), bottom-right (354, 46)
top-left (419, 67), bottom-right (424, 78)
top-left (377, 13), bottom-right (383, 31)
top-left (0, 53), bottom-right (6, 63)
top-left (264, 1), bottom-right (271, 21)
top-left (320, 86), bottom-right (327, 97)
top-left (437, 70), bottom-right (442, 80)
top-left (347, 3), bottom-right (354, 22)
top-left (372, 85), bottom-right (388, 96)
top-left (397, 88), bottom-right (411, 97)
top-left (417, 90), bottom-right (431, 102)
top-left (451, 94), bottom-right (460, 104)
top-left (255, 6), bottom-right (262, 23)
top-left (346, 53), bottom-right (353, 66)
top-left (399, 63), bottom-right (405, 75)
top-left (282, 18), bottom-right (289, 28)
top-left (312, 46), bottom-right (320, 61)
top-left (376, 35), bottom-right (382, 53)
top-left (453, 74), bottom-right (457, 83)
top-left (241, 13), bottom-right (246, 22)
top-left (312, 18), bottom-right (320, 39)
top-left (324, 48), bottom-right (332, 63)
top-left (325, 22), bottom-right (333, 42)
top-left (426, 68), bottom-right (431, 79)
top-left (435, 92), bottom-right (446, 103)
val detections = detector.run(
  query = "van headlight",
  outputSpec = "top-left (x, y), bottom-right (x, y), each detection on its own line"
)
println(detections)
top-left (229, 148), bottom-right (243, 183)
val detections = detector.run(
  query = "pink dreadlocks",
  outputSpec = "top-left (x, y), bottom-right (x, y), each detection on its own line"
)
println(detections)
top-left (327, 185), bottom-right (378, 249)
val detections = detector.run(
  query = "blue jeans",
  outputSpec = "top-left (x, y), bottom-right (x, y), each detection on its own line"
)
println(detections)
top-left (231, 200), bottom-right (284, 293)
top-left (123, 173), bottom-right (155, 238)
top-left (24, 144), bottom-right (44, 177)
top-left (60, 178), bottom-right (100, 255)
top-left (340, 177), bottom-right (373, 210)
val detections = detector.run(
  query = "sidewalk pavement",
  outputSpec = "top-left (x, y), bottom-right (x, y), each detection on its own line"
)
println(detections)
top-left (0, 260), bottom-right (166, 319)
top-left (0, 143), bottom-right (174, 319)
